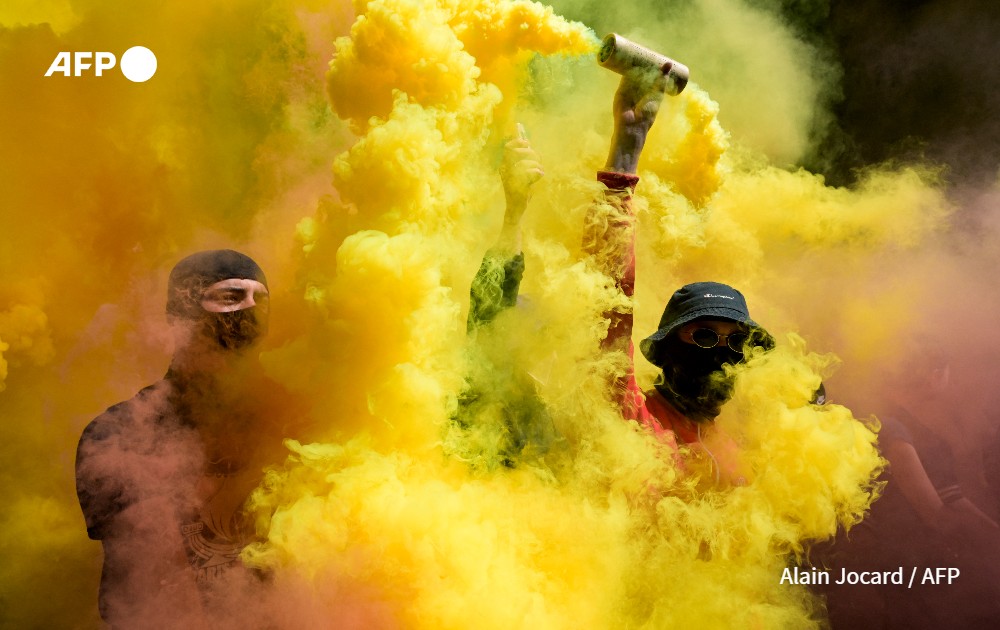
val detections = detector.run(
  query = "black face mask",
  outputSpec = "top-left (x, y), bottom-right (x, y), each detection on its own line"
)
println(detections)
top-left (200, 307), bottom-right (267, 351)
top-left (652, 335), bottom-right (742, 422)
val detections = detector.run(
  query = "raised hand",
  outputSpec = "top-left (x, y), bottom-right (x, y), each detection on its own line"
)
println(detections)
top-left (493, 125), bottom-right (544, 253)
top-left (605, 72), bottom-right (667, 174)
top-left (500, 125), bottom-right (545, 222)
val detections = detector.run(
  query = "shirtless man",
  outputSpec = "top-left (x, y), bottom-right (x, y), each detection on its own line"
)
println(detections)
top-left (76, 249), bottom-right (301, 627)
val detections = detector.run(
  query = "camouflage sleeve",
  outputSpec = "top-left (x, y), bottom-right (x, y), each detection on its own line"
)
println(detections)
top-left (467, 251), bottom-right (525, 332)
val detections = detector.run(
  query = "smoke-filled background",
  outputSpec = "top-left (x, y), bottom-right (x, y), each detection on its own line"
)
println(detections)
top-left (2, 0), bottom-right (999, 628)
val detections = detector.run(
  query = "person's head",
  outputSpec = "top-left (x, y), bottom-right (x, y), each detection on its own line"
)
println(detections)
top-left (166, 250), bottom-right (269, 356)
top-left (639, 282), bottom-right (771, 422)
top-left (891, 342), bottom-right (950, 398)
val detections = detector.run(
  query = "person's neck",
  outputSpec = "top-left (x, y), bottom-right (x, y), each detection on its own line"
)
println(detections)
top-left (168, 341), bottom-right (258, 379)
top-left (676, 398), bottom-right (710, 426)
top-left (165, 343), bottom-right (263, 418)
top-left (651, 378), bottom-right (719, 425)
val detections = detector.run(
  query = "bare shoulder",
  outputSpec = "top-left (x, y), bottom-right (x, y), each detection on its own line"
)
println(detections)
top-left (79, 380), bottom-right (172, 445)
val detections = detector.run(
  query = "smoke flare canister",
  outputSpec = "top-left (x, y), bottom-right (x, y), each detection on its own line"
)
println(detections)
top-left (598, 33), bottom-right (690, 96)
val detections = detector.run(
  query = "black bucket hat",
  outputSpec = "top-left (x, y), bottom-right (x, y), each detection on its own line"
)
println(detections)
top-left (639, 281), bottom-right (755, 364)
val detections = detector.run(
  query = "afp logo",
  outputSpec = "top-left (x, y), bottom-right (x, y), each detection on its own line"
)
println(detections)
top-left (44, 46), bottom-right (157, 82)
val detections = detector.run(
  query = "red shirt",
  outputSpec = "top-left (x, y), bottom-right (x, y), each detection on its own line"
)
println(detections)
top-left (588, 171), bottom-right (747, 486)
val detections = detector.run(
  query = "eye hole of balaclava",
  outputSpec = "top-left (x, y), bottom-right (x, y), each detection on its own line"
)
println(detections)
top-left (166, 250), bottom-right (269, 351)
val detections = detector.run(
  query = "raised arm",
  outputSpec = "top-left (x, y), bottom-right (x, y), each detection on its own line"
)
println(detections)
top-left (605, 73), bottom-right (665, 175)
top-left (468, 131), bottom-right (544, 331)
top-left (583, 75), bottom-right (665, 418)
top-left (586, 73), bottom-right (666, 307)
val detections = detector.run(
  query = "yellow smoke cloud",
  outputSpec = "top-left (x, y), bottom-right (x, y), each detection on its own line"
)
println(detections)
top-left (0, 0), bottom-right (963, 628)
top-left (0, 305), bottom-right (54, 391)
top-left (245, 0), bottom-right (890, 628)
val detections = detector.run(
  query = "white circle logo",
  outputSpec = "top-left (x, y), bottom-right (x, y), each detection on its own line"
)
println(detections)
top-left (120, 46), bottom-right (157, 82)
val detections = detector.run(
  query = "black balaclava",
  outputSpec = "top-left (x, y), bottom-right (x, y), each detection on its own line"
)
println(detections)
top-left (651, 334), bottom-right (742, 423)
top-left (639, 282), bottom-right (774, 422)
top-left (166, 249), bottom-right (268, 351)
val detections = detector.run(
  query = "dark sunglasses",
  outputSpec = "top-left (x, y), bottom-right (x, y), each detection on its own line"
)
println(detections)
top-left (682, 328), bottom-right (748, 353)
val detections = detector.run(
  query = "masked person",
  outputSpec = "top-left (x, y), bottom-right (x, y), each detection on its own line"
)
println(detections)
top-left (466, 79), bottom-right (771, 485)
top-left (585, 72), bottom-right (780, 487)
top-left (75, 249), bottom-right (304, 628)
